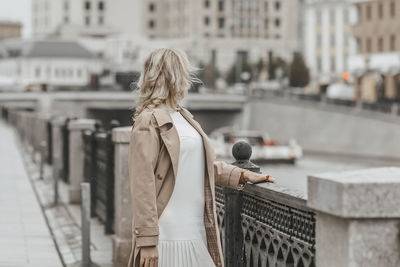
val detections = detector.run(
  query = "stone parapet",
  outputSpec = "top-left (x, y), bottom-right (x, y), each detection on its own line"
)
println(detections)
top-left (308, 167), bottom-right (400, 267)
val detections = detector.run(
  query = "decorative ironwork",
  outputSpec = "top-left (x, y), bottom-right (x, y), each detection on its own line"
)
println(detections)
top-left (83, 129), bottom-right (97, 217)
top-left (215, 140), bottom-right (315, 267)
top-left (362, 102), bottom-right (392, 113)
top-left (61, 118), bottom-right (70, 183)
top-left (93, 131), bottom-right (115, 234)
top-left (216, 184), bottom-right (315, 267)
top-left (46, 120), bottom-right (53, 164)
top-left (240, 190), bottom-right (315, 267)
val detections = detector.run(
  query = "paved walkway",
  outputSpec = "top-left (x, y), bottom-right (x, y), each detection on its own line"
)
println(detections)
top-left (0, 121), bottom-right (63, 267)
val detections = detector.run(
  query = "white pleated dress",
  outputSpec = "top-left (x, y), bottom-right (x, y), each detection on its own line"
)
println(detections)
top-left (157, 111), bottom-right (216, 267)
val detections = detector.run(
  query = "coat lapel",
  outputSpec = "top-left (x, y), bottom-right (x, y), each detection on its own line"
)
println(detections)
top-left (153, 107), bottom-right (180, 179)
top-left (152, 104), bottom-right (214, 189)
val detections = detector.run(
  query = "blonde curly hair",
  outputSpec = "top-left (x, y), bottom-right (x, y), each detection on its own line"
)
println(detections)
top-left (132, 48), bottom-right (199, 120)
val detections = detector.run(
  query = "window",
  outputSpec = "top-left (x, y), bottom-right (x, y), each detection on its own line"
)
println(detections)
top-left (149, 20), bottom-right (155, 28)
top-left (64, 0), bottom-right (69, 11)
top-left (316, 10), bottom-right (322, 24)
top-left (98, 1), bottom-right (104, 11)
top-left (317, 34), bottom-right (322, 47)
top-left (204, 0), bottom-right (210, 8)
top-left (149, 3), bottom-right (155, 12)
top-left (85, 16), bottom-right (90, 26)
top-left (275, 18), bottom-right (280, 27)
top-left (366, 38), bottom-right (371, 53)
top-left (366, 4), bottom-right (371, 20)
top-left (378, 3), bottom-right (383, 18)
top-left (390, 35), bottom-right (396, 51)
top-left (275, 2), bottom-right (280, 10)
top-left (356, 37), bottom-right (362, 53)
top-left (390, 1), bottom-right (395, 17)
top-left (218, 1), bottom-right (224, 12)
top-left (330, 34), bottom-right (335, 46)
top-left (64, 16), bottom-right (69, 23)
top-left (85, 1), bottom-right (91, 10)
top-left (378, 37), bottom-right (383, 51)
top-left (204, 16), bottom-right (210, 25)
top-left (264, 18), bottom-right (269, 29)
top-left (218, 17), bottom-right (225, 28)
top-left (264, 1), bottom-right (268, 11)
top-left (317, 57), bottom-right (322, 71)
top-left (98, 16), bottom-right (104, 25)
top-left (331, 56), bottom-right (335, 71)
top-left (35, 67), bottom-right (41, 78)
top-left (330, 8), bottom-right (335, 25)
top-left (77, 69), bottom-right (82, 78)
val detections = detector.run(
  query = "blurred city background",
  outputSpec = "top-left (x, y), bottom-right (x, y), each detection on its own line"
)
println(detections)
top-left (0, 0), bottom-right (400, 266)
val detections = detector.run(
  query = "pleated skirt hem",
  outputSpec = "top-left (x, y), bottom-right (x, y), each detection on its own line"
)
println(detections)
top-left (158, 239), bottom-right (216, 267)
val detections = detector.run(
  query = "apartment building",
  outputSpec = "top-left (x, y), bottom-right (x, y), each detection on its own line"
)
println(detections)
top-left (142, 0), bottom-right (302, 72)
top-left (31, 0), bottom-right (303, 74)
top-left (303, 0), bottom-right (358, 83)
top-left (349, 0), bottom-right (400, 72)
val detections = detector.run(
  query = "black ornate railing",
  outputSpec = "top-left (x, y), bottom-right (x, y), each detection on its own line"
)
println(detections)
top-left (83, 128), bottom-right (97, 218)
top-left (362, 102), bottom-right (392, 114)
top-left (216, 141), bottom-right (315, 267)
top-left (83, 120), bottom-right (119, 234)
top-left (46, 120), bottom-right (53, 165)
top-left (61, 118), bottom-right (71, 183)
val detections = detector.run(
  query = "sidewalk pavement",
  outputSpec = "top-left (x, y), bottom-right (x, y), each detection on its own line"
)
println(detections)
top-left (0, 121), bottom-right (63, 267)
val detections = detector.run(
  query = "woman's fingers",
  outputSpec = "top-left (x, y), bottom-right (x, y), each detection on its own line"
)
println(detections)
top-left (266, 176), bottom-right (276, 183)
top-left (245, 171), bottom-right (276, 184)
top-left (151, 257), bottom-right (158, 267)
top-left (144, 258), bottom-right (150, 267)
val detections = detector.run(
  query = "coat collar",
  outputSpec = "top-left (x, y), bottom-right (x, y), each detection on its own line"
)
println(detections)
top-left (152, 102), bottom-right (193, 127)
top-left (151, 103), bottom-right (213, 187)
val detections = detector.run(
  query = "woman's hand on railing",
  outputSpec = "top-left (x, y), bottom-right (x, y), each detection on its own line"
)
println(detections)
top-left (241, 169), bottom-right (276, 184)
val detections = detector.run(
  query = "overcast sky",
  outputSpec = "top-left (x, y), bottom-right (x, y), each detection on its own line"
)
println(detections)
top-left (0, 0), bottom-right (32, 38)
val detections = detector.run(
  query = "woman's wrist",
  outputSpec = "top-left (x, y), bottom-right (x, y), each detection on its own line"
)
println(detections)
top-left (239, 169), bottom-right (248, 184)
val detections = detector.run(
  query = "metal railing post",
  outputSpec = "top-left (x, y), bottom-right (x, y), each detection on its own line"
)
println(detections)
top-left (81, 182), bottom-right (91, 267)
top-left (39, 141), bottom-right (46, 180)
top-left (224, 141), bottom-right (260, 267)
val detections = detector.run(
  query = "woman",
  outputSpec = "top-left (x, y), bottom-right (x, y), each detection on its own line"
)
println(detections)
top-left (127, 48), bottom-right (275, 267)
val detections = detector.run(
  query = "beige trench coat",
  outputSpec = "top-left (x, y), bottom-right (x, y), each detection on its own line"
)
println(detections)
top-left (127, 103), bottom-right (246, 267)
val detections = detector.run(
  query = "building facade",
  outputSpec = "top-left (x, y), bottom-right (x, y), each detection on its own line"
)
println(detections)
top-left (141, 0), bottom-right (302, 72)
top-left (0, 40), bottom-right (101, 90)
top-left (31, 0), bottom-right (303, 75)
top-left (31, 0), bottom-right (143, 38)
top-left (0, 21), bottom-right (22, 41)
top-left (303, 0), bottom-right (358, 83)
top-left (349, 0), bottom-right (400, 72)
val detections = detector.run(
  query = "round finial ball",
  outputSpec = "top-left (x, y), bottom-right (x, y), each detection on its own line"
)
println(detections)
top-left (232, 141), bottom-right (252, 161)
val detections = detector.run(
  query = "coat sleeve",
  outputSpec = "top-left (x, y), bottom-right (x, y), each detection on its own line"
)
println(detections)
top-left (128, 111), bottom-right (160, 247)
top-left (213, 160), bottom-right (246, 190)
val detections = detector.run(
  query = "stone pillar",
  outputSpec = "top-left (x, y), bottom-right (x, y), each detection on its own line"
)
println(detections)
top-left (112, 127), bottom-right (133, 267)
top-left (67, 119), bottom-right (96, 203)
top-left (307, 167), bottom-right (400, 267)
top-left (51, 117), bottom-right (66, 182)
